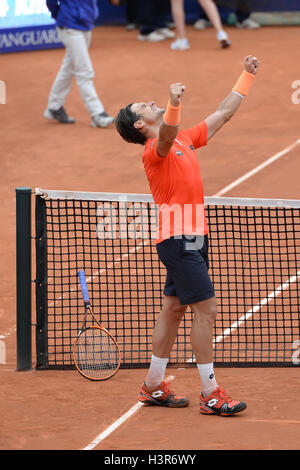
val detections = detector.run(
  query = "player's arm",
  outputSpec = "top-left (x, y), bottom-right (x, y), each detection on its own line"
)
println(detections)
top-left (156, 83), bottom-right (186, 158)
top-left (205, 55), bottom-right (260, 141)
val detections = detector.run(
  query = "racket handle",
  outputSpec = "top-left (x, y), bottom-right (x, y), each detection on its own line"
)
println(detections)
top-left (78, 270), bottom-right (90, 304)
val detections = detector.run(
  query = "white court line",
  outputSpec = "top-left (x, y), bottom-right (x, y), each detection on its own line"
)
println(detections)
top-left (83, 402), bottom-right (144, 451)
top-left (213, 270), bottom-right (300, 344)
top-left (82, 137), bottom-right (300, 449)
top-left (214, 139), bottom-right (300, 196)
top-left (82, 375), bottom-right (175, 451)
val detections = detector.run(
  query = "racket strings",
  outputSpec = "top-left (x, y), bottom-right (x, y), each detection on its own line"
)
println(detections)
top-left (75, 327), bottom-right (119, 380)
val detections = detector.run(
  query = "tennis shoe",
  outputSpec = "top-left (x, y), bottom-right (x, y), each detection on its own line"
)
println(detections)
top-left (137, 31), bottom-right (165, 42)
top-left (44, 106), bottom-right (75, 124)
top-left (217, 30), bottom-right (231, 48)
top-left (236, 18), bottom-right (260, 30)
top-left (138, 380), bottom-right (189, 407)
top-left (193, 19), bottom-right (211, 30)
top-left (170, 38), bottom-right (190, 51)
top-left (91, 112), bottom-right (114, 128)
top-left (156, 28), bottom-right (175, 39)
top-left (199, 387), bottom-right (247, 416)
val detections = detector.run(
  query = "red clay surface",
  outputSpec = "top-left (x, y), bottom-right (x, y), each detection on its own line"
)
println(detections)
top-left (1, 25), bottom-right (300, 451)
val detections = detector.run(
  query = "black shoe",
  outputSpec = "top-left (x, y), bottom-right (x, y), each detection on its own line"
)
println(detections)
top-left (44, 106), bottom-right (75, 124)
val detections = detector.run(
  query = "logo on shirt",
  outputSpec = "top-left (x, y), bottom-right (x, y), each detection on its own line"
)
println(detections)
top-left (190, 145), bottom-right (195, 151)
top-left (176, 150), bottom-right (183, 156)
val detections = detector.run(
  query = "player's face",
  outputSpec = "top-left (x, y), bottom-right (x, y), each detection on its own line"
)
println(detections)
top-left (131, 101), bottom-right (165, 124)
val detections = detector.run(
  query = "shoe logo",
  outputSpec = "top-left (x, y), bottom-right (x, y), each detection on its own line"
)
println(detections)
top-left (207, 398), bottom-right (219, 407)
top-left (151, 390), bottom-right (164, 398)
top-left (209, 374), bottom-right (214, 379)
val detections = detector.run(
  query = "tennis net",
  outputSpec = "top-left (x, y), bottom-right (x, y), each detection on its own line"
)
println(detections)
top-left (26, 188), bottom-right (300, 369)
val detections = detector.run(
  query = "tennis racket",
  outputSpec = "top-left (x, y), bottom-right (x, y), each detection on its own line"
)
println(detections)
top-left (73, 270), bottom-right (121, 380)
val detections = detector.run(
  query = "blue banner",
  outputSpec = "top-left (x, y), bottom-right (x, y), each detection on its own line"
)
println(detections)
top-left (0, 0), bottom-right (62, 53)
top-left (0, 24), bottom-right (63, 53)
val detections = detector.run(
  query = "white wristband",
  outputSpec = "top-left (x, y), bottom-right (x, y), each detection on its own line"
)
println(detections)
top-left (232, 90), bottom-right (244, 99)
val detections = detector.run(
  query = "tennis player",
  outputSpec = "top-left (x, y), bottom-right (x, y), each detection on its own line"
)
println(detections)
top-left (115, 55), bottom-right (260, 415)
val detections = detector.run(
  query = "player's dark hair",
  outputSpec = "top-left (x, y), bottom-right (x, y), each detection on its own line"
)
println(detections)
top-left (115, 104), bottom-right (147, 146)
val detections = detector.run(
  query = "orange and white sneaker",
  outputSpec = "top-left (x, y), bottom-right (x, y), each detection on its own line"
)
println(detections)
top-left (138, 381), bottom-right (189, 408)
top-left (199, 387), bottom-right (247, 416)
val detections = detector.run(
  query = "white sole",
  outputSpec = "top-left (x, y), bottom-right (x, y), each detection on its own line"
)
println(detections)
top-left (43, 109), bottom-right (54, 120)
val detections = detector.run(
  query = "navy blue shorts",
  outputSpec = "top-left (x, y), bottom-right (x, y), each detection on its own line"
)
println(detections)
top-left (156, 235), bottom-right (215, 305)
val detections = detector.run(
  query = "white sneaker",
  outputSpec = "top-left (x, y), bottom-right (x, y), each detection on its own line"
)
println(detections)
top-left (236, 18), bottom-right (260, 29)
top-left (156, 28), bottom-right (175, 39)
top-left (193, 19), bottom-right (211, 30)
top-left (170, 38), bottom-right (190, 51)
top-left (217, 30), bottom-right (231, 48)
top-left (91, 112), bottom-right (114, 128)
top-left (138, 31), bottom-right (165, 42)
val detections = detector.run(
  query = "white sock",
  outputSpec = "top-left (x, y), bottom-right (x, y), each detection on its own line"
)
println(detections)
top-left (145, 355), bottom-right (169, 389)
top-left (197, 363), bottom-right (218, 397)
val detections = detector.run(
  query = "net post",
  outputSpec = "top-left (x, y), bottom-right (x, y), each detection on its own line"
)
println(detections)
top-left (35, 194), bottom-right (49, 369)
top-left (16, 187), bottom-right (32, 371)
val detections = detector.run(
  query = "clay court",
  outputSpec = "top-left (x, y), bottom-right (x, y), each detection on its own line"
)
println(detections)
top-left (1, 24), bottom-right (300, 451)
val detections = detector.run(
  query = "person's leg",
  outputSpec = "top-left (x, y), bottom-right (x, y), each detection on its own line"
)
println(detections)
top-left (198, 0), bottom-right (223, 31)
top-left (190, 296), bottom-right (247, 415)
top-left (194, 4), bottom-right (211, 31)
top-left (138, 0), bottom-right (164, 39)
top-left (235, 0), bottom-right (260, 29)
top-left (126, 0), bottom-right (141, 27)
top-left (68, 29), bottom-right (105, 117)
top-left (145, 295), bottom-right (186, 389)
top-left (236, 0), bottom-right (250, 23)
top-left (153, 0), bottom-right (175, 39)
top-left (152, 295), bottom-right (187, 360)
top-left (190, 296), bottom-right (217, 365)
top-left (170, 0), bottom-right (186, 39)
top-left (46, 28), bottom-right (74, 112)
top-left (169, 0), bottom-right (190, 50)
top-left (198, 0), bottom-right (231, 47)
top-left (190, 296), bottom-right (218, 395)
top-left (138, 295), bottom-right (189, 407)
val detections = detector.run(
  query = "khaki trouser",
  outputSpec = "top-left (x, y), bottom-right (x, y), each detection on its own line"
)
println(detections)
top-left (47, 27), bottom-right (104, 117)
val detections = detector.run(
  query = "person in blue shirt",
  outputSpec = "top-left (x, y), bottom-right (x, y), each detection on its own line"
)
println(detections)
top-left (44, 0), bottom-right (114, 127)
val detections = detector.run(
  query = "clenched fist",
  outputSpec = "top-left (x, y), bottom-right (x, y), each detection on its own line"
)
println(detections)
top-left (170, 83), bottom-right (186, 107)
top-left (244, 55), bottom-right (260, 75)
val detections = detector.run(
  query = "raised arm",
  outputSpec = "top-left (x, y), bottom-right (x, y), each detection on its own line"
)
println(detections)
top-left (156, 83), bottom-right (186, 157)
top-left (205, 55), bottom-right (260, 141)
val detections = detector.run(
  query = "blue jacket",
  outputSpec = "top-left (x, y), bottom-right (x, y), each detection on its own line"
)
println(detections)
top-left (46, 0), bottom-right (99, 31)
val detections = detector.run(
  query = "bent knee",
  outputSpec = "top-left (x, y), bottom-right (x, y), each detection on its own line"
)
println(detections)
top-left (172, 305), bottom-right (186, 322)
top-left (191, 297), bottom-right (218, 321)
top-left (162, 297), bottom-right (186, 323)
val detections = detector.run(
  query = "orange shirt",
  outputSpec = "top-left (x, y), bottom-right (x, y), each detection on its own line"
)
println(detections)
top-left (142, 121), bottom-right (209, 243)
